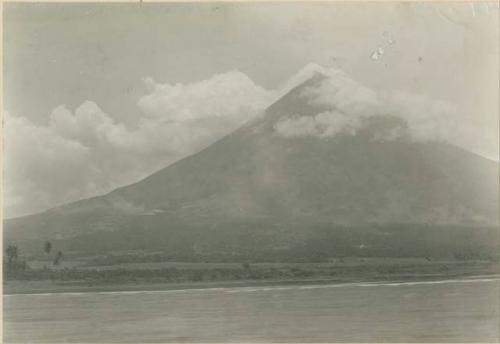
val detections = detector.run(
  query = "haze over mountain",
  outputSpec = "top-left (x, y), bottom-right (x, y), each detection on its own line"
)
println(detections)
top-left (5, 65), bottom-right (499, 260)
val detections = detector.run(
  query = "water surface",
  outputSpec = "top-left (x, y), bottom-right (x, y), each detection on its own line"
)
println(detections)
top-left (4, 278), bottom-right (499, 342)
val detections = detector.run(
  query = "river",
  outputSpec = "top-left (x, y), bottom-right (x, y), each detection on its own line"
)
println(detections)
top-left (3, 277), bottom-right (499, 342)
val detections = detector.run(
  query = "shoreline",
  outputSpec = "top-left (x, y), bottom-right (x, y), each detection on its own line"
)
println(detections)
top-left (5, 271), bottom-right (500, 296)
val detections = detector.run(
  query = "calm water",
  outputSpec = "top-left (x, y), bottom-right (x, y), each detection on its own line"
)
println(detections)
top-left (3, 278), bottom-right (499, 343)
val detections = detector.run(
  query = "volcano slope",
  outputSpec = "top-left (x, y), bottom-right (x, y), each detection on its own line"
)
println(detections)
top-left (5, 71), bottom-right (499, 262)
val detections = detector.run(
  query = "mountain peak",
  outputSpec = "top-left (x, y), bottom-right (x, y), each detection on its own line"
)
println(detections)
top-left (275, 63), bottom-right (344, 99)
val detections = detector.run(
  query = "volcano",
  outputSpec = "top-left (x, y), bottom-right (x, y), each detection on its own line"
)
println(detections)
top-left (5, 68), bottom-right (499, 261)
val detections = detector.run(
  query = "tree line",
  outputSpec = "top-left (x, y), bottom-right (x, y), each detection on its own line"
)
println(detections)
top-left (5, 240), bottom-right (64, 271)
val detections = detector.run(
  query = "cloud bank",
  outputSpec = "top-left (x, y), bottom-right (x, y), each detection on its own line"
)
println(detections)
top-left (275, 111), bottom-right (362, 139)
top-left (4, 71), bottom-right (272, 217)
top-left (274, 64), bottom-right (462, 144)
top-left (3, 64), bottom-right (484, 217)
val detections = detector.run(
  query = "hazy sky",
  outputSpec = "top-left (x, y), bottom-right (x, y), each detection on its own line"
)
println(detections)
top-left (3, 2), bottom-right (499, 217)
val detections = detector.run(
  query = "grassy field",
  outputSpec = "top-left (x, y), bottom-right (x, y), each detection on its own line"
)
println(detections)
top-left (5, 257), bottom-right (500, 294)
top-left (26, 256), bottom-right (487, 269)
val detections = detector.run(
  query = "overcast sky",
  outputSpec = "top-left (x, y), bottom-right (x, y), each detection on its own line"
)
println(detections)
top-left (3, 2), bottom-right (499, 218)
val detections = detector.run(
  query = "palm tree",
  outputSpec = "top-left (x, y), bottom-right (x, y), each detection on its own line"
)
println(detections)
top-left (53, 251), bottom-right (63, 266)
top-left (6, 245), bottom-right (18, 268)
top-left (43, 241), bottom-right (52, 269)
top-left (44, 241), bottom-right (52, 255)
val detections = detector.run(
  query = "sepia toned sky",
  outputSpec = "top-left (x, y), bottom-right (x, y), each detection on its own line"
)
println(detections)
top-left (3, 2), bottom-right (499, 217)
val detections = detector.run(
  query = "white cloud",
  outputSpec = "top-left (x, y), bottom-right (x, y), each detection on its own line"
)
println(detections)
top-left (274, 64), bottom-right (463, 144)
top-left (137, 71), bottom-right (271, 121)
top-left (303, 72), bottom-right (380, 118)
top-left (3, 64), bottom-right (491, 217)
top-left (4, 71), bottom-right (272, 217)
top-left (3, 111), bottom-right (94, 217)
top-left (379, 91), bottom-right (459, 142)
top-left (274, 111), bottom-right (361, 138)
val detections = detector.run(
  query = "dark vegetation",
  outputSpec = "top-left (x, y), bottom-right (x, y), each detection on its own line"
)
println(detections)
top-left (4, 241), bottom-right (63, 273)
top-left (5, 245), bottom-right (29, 272)
top-left (5, 223), bottom-right (499, 294)
top-left (4, 238), bottom-right (499, 294)
top-left (7, 223), bottom-right (499, 262)
top-left (5, 259), bottom-right (500, 286)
